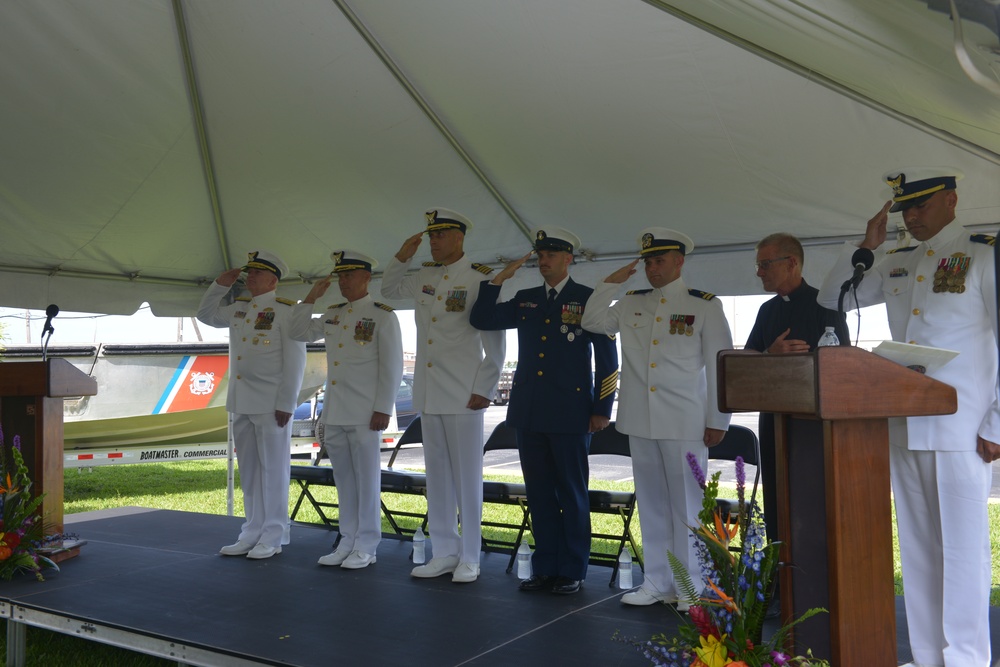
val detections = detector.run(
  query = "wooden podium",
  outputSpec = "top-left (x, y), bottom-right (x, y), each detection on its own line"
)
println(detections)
top-left (718, 347), bottom-right (957, 666)
top-left (0, 358), bottom-right (98, 534)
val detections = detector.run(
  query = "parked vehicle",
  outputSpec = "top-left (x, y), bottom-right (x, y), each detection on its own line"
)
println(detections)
top-left (493, 369), bottom-right (513, 406)
top-left (293, 373), bottom-right (417, 438)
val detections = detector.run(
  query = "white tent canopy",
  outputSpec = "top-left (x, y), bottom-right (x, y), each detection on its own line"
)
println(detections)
top-left (2, 0), bottom-right (998, 315)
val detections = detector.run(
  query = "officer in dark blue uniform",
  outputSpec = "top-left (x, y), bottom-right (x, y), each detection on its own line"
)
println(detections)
top-left (470, 227), bottom-right (618, 594)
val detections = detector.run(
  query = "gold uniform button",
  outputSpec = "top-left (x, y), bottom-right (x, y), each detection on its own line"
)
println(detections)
top-left (246, 319), bottom-right (251, 323)
top-left (576, 387), bottom-right (581, 392)
top-left (331, 380), bottom-right (337, 386)
top-left (427, 362), bottom-right (433, 367)
top-left (893, 288), bottom-right (899, 294)
top-left (916, 275), bottom-right (924, 282)
top-left (347, 308), bottom-right (353, 313)
top-left (541, 336), bottom-right (547, 341)
top-left (428, 339), bottom-right (433, 344)
top-left (650, 362), bottom-right (656, 368)
top-left (650, 386), bottom-right (656, 392)
top-left (437, 295), bottom-right (442, 301)
top-left (537, 371), bottom-right (543, 376)
top-left (656, 316), bottom-right (662, 322)
top-left (236, 375), bottom-right (242, 380)
top-left (343, 325), bottom-right (348, 330)
top-left (912, 308), bottom-right (920, 316)
top-left (237, 355), bottom-right (241, 360)
top-left (432, 317), bottom-right (438, 322)
top-left (444, 274), bottom-right (449, 280)
top-left (652, 339), bottom-right (659, 345)
top-left (242, 337), bottom-right (247, 342)
top-left (909, 340), bottom-right (917, 345)
top-left (338, 343), bottom-right (344, 348)
top-left (538, 353), bottom-right (544, 358)
top-left (333, 361), bottom-right (339, 366)
top-left (927, 249), bottom-right (935, 257)
top-left (660, 298), bottom-right (666, 304)
top-left (544, 319), bottom-right (550, 324)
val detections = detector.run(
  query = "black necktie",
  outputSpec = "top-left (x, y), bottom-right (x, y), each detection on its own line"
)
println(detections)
top-left (547, 287), bottom-right (557, 308)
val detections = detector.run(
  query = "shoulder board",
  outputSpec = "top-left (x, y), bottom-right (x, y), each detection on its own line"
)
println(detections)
top-left (688, 289), bottom-right (716, 300)
top-left (625, 289), bottom-right (652, 296)
top-left (235, 296), bottom-right (251, 302)
top-left (422, 261), bottom-right (443, 267)
top-left (275, 297), bottom-right (296, 306)
top-left (374, 302), bottom-right (394, 312)
top-left (471, 263), bottom-right (494, 275)
top-left (971, 233), bottom-right (995, 247)
top-left (886, 246), bottom-right (917, 254)
top-left (327, 302), bottom-right (347, 310)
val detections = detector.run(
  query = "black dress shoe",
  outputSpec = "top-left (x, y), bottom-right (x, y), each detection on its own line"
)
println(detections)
top-left (518, 574), bottom-right (555, 591)
top-left (550, 577), bottom-right (582, 595)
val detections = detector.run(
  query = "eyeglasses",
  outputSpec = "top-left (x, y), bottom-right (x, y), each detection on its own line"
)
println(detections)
top-left (754, 256), bottom-right (791, 271)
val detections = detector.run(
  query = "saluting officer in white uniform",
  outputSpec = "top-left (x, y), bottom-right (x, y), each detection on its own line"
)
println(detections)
top-left (582, 228), bottom-right (733, 608)
top-left (381, 209), bottom-right (505, 584)
top-left (197, 250), bottom-right (307, 560)
top-left (818, 169), bottom-right (1000, 667)
top-left (289, 250), bottom-right (403, 570)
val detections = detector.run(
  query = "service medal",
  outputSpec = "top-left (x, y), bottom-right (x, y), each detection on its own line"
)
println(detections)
top-left (560, 325), bottom-right (568, 334)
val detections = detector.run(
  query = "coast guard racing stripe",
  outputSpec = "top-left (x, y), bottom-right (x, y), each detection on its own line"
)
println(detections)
top-left (153, 355), bottom-right (229, 414)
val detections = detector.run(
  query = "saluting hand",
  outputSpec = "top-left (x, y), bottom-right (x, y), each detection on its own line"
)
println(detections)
top-left (395, 232), bottom-right (424, 262)
top-left (604, 259), bottom-right (640, 284)
top-left (303, 276), bottom-right (334, 304)
top-left (860, 200), bottom-right (892, 251)
top-left (491, 252), bottom-right (533, 285)
top-left (216, 267), bottom-right (244, 287)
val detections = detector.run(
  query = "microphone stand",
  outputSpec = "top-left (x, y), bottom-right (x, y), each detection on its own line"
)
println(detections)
top-left (41, 325), bottom-right (54, 363)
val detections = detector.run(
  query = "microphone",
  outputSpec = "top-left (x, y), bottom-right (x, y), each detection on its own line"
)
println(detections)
top-left (42, 304), bottom-right (59, 335)
top-left (848, 248), bottom-right (875, 289)
top-left (838, 248), bottom-right (875, 317)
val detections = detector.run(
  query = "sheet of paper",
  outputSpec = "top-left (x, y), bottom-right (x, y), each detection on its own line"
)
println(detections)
top-left (871, 340), bottom-right (959, 375)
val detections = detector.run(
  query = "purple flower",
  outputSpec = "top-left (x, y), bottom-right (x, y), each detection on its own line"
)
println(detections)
top-left (735, 456), bottom-right (745, 487)
top-left (686, 451), bottom-right (706, 488)
top-left (12, 435), bottom-right (20, 451)
top-left (770, 650), bottom-right (791, 665)
top-left (0, 423), bottom-right (4, 447)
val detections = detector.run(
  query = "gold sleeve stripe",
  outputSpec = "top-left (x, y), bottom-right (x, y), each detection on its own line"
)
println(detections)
top-left (599, 371), bottom-right (619, 399)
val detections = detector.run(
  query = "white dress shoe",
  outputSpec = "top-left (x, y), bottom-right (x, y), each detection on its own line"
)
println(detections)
top-left (621, 586), bottom-right (674, 606)
top-left (341, 551), bottom-right (376, 569)
top-left (219, 540), bottom-right (255, 556)
top-left (410, 555), bottom-right (460, 578)
top-left (452, 562), bottom-right (480, 583)
top-left (317, 549), bottom-right (352, 566)
top-left (246, 544), bottom-right (282, 559)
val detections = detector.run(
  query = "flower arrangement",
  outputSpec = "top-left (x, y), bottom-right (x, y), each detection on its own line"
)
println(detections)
top-left (0, 424), bottom-right (59, 581)
top-left (619, 452), bottom-right (828, 667)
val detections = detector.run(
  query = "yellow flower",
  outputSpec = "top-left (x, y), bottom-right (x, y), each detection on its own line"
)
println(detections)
top-left (694, 633), bottom-right (731, 667)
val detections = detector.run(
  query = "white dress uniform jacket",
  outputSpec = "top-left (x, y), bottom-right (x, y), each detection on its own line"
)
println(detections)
top-left (582, 278), bottom-right (733, 439)
top-left (197, 281), bottom-right (307, 415)
top-left (381, 256), bottom-right (505, 412)
top-left (817, 223), bottom-right (1000, 448)
top-left (289, 295), bottom-right (404, 425)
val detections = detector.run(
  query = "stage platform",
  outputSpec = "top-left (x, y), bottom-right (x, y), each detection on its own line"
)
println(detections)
top-left (0, 508), bottom-right (997, 666)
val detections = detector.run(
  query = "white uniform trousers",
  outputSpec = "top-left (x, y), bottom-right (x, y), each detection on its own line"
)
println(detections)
top-left (890, 445), bottom-right (993, 667)
top-left (629, 436), bottom-right (706, 597)
top-left (421, 412), bottom-right (485, 565)
top-left (323, 424), bottom-right (382, 556)
top-left (232, 412), bottom-right (292, 549)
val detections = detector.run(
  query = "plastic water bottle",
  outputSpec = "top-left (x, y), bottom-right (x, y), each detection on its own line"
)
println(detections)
top-left (412, 526), bottom-right (426, 564)
top-left (817, 326), bottom-right (840, 347)
top-left (516, 540), bottom-right (532, 579)
top-left (618, 549), bottom-right (634, 589)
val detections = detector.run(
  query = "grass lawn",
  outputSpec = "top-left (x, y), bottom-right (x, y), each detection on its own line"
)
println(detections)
top-left (1, 459), bottom-right (998, 665)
